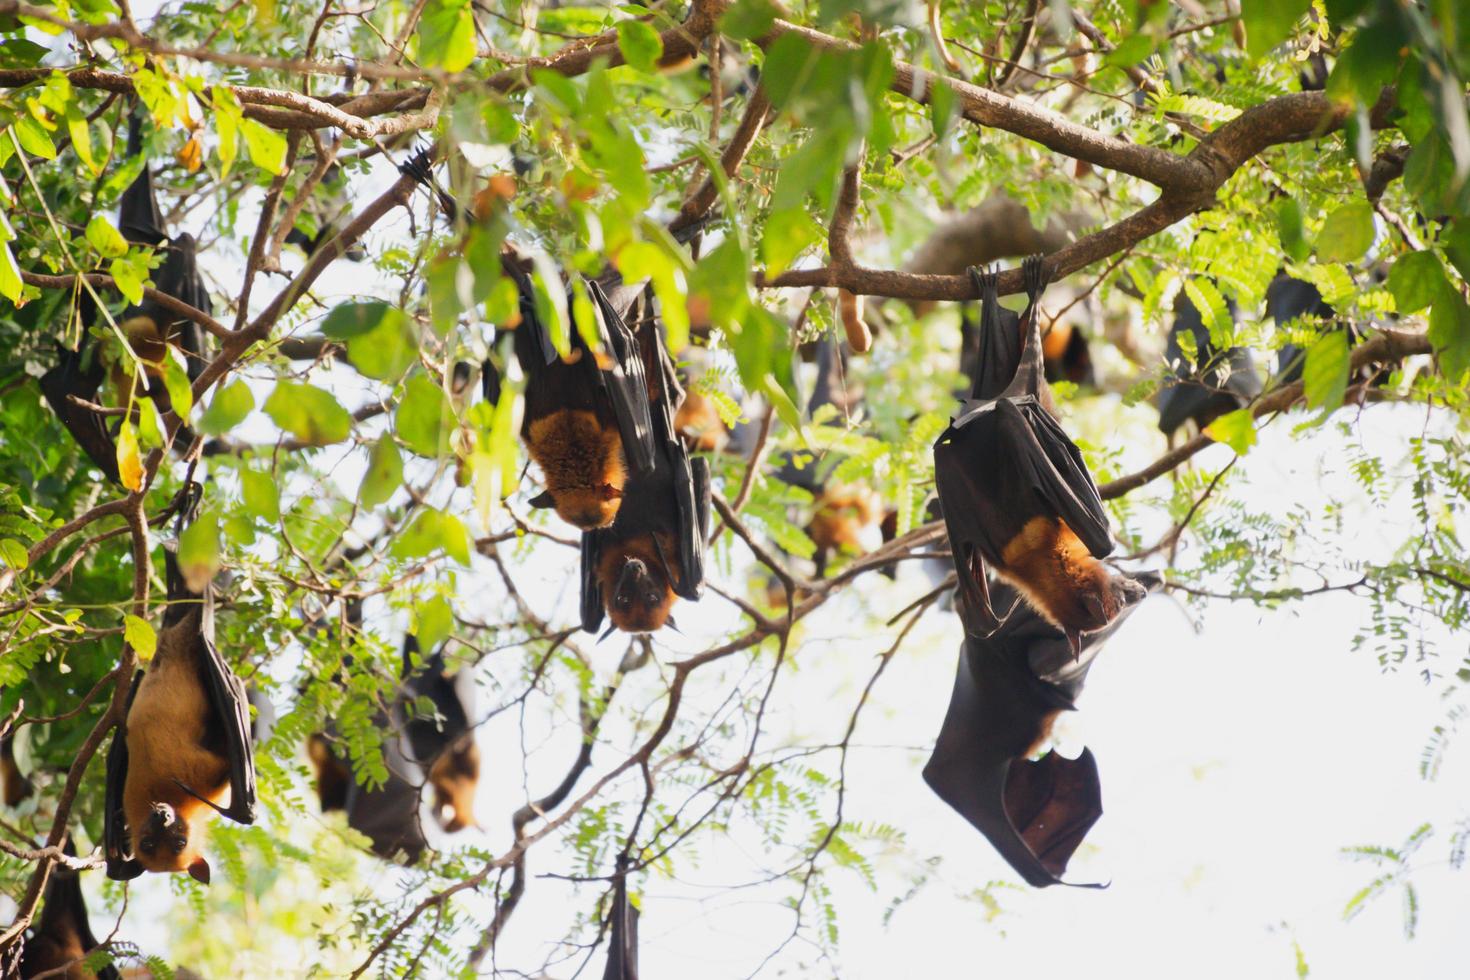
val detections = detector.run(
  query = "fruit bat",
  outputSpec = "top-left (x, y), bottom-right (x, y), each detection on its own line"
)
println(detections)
top-left (1267, 273), bottom-right (1383, 387)
top-left (602, 855), bottom-right (639, 980)
top-left (1041, 321), bottom-right (1095, 388)
top-left (507, 260), bottom-right (659, 531)
top-left (20, 838), bottom-right (121, 980)
top-left (581, 290), bottom-right (710, 635)
top-left (309, 725), bottom-right (430, 865)
top-left (774, 338), bottom-right (883, 577)
top-left (933, 256), bottom-right (1146, 652)
top-left (0, 733), bottom-right (32, 807)
top-left (923, 575), bottom-right (1155, 888)
top-left (40, 114), bottom-right (211, 481)
top-left (1156, 288), bottom-right (1262, 436)
top-left (104, 528), bottom-right (256, 883)
top-left (400, 635), bottom-right (480, 833)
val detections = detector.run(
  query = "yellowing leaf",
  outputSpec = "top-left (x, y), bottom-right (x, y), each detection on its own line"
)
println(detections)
top-left (239, 118), bottom-right (287, 175)
top-left (124, 614), bottom-right (157, 661)
top-left (117, 419), bottom-right (143, 490)
top-left (1203, 408), bottom-right (1258, 455)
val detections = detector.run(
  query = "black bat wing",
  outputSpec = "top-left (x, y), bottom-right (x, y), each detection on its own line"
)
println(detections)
top-left (343, 724), bottom-right (429, 865)
top-left (603, 857), bottom-right (640, 980)
top-left (196, 582), bottom-right (257, 826)
top-left (581, 530), bottom-right (607, 634)
top-left (39, 343), bottom-right (119, 484)
top-left (118, 117), bottom-right (166, 247)
top-left (103, 671), bottom-right (145, 881)
top-left (922, 634), bottom-right (1104, 889)
top-left (671, 452), bottom-right (709, 601)
top-left (934, 399), bottom-right (1111, 635)
top-left (966, 265), bottom-right (1023, 402)
top-left (1157, 289), bottom-right (1261, 434)
top-left (587, 279), bottom-right (658, 476)
top-left (400, 637), bottom-right (471, 766)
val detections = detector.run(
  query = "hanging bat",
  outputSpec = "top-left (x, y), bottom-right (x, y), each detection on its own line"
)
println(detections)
top-left (962, 289), bottom-right (1093, 394)
top-left (104, 517), bottom-right (256, 883)
top-left (1267, 273), bottom-right (1384, 387)
top-left (923, 575), bottom-right (1156, 888)
top-left (400, 635), bottom-right (480, 833)
top-left (311, 725), bottom-right (430, 865)
top-left (1041, 320), bottom-right (1095, 388)
top-left (40, 114), bottom-right (211, 482)
top-left (20, 838), bottom-right (121, 980)
top-left (506, 260), bottom-right (659, 531)
top-left (0, 733), bottom-right (32, 808)
top-left (581, 289), bottom-right (710, 635)
top-left (934, 255), bottom-right (1146, 651)
top-left (1156, 288), bottom-right (1262, 436)
top-left (602, 855), bottom-right (639, 980)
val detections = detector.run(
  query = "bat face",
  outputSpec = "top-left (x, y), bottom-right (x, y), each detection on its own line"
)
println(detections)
top-left (132, 801), bottom-right (210, 882)
top-left (674, 389), bottom-right (728, 452)
top-left (526, 409), bottom-right (628, 529)
top-left (602, 554), bottom-right (677, 634)
top-left (308, 733), bottom-right (350, 812)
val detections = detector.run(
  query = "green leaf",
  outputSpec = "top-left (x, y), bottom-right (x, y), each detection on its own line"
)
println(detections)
top-left (761, 209), bottom-right (824, 279)
top-left (393, 508), bottom-right (470, 564)
top-left (239, 118), bottom-right (287, 175)
top-left (12, 117), bottom-right (55, 159)
top-left (417, 0), bottom-right (476, 72)
top-left (240, 468), bottom-right (280, 523)
top-left (263, 381), bottom-right (352, 445)
top-left (360, 436), bottom-right (403, 508)
top-left (1276, 197), bottom-right (1309, 263)
top-left (136, 396), bottom-right (164, 449)
top-left (1303, 331), bottom-right (1349, 411)
top-left (85, 214), bottom-right (128, 258)
top-left (198, 379), bottom-right (254, 435)
top-left (1443, 220), bottom-right (1470, 283)
top-left (1242, 0), bottom-right (1310, 58)
top-left (617, 20), bottom-right (662, 73)
top-left (1387, 251), bottom-right (1448, 314)
top-left (66, 105), bottom-right (97, 176)
top-left (1316, 201), bottom-right (1375, 264)
top-left (1429, 288), bottom-right (1470, 383)
top-left (0, 538), bottom-right (28, 571)
top-left (213, 88), bottom-right (240, 177)
top-left (413, 595), bottom-right (453, 650)
top-left (177, 509), bottom-right (220, 589)
top-left (109, 256), bottom-right (143, 305)
top-left (162, 347), bottom-right (193, 419)
top-left (322, 301), bottom-right (418, 380)
top-left (124, 614), bottom-right (157, 660)
top-left (396, 375), bottom-right (453, 457)
top-left (0, 240), bottom-right (21, 302)
top-left (1203, 408), bottom-right (1257, 454)
top-left (720, 0), bottom-right (777, 40)
top-left (1103, 33), bottom-right (1154, 68)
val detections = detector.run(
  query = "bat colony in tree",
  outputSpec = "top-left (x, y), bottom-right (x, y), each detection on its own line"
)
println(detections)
top-left (15, 68), bottom-right (1411, 964)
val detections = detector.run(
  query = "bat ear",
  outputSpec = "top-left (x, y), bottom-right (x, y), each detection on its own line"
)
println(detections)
top-left (527, 490), bottom-right (556, 509)
top-left (187, 856), bottom-right (211, 885)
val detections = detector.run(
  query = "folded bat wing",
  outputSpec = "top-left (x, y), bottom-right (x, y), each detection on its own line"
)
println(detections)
top-left (39, 343), bottom-right (119, 484)
top-left (587, 279), bottom-right (658, 477)
top-left (198, 590), bottom-right (257, 826)
top-left (342, 724), bottom-right (430, 865)
top-left (603, 857), bottom-right (640, 980)
top-left (103, 670), bottom-right (145, 881)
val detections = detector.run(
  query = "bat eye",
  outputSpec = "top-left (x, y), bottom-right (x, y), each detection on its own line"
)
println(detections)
top-left (615, 596), bottom-right (631, 611)
top-left (172, 838), bottom-right (187, 854)
top-left (645, 590), bottom-right (659, 606)
top-left (139, 839), bottom-right (155, 855)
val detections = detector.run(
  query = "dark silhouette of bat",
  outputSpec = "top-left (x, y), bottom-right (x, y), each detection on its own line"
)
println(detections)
top-left (934, 256), bottom-right (1146, 652)
top-left (309, 725), bottom-right (430, 865)
top-left (0, 733), bottom-right (32, 807)
top-left (602, 855), bottom-right (639, 980)
top-left (923, 575), bottom-right (1156, 887)
top-left (507, 260), bottom-right (659, 531)
top-left (1267, 273), bottom-right (1385, 387)
top-left (1041, 320), bottom-right (1095, 387)
top-left (772, 338), bottom-right (884, 578)
top-left (105, 503), bottom-right (256, 883)
top-left (20, 838), bottom-right (120, 979)
top-left (400, 635), bottom-right (480, 833)
top-left (40, 114), bottom-right (211, 482)
top-left (1156, 288), bottom-right (1262, 435)
top-left (581, 291), bottom-right (710, 635)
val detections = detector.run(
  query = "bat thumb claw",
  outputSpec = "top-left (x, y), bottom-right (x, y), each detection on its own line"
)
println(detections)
top-left (1066, 630), bottom-right (1082, 661)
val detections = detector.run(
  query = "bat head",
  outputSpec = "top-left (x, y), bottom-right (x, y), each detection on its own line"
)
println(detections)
top-left (607, 557), bottom-right (676, 633)
top-left (539, 484), bottom-right (623, 530)
top-left (1082, 570), bottom-right (1149, 628)
top-left (428, 737), bottom-right (481, 833)
top-left (134, 802), bottom-right (210, 882)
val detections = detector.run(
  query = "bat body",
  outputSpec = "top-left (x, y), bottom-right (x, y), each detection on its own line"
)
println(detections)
top-left (1268, 273), bottom-right (1383, 387)
top-left (581, 292), bottom-right (710, 635)
top-left (1156, 288), bottom-right (1262, 435)
top-left (400, 636), bottom-right (480, 833)
top-left (935, 257), bottom-right (1145, 651)
top-left (311, 725), bottom-right (430, 865)
top-left (105, 540), bottom-right (256, 883)
top-left (509, 263), bottom-right (657, 531)
top-left (0, 733), bottom-right (32, 807)
top-left (674, 387), bottom-right (728, 453)
top-left (1040, 320), bottom-right (1095, 388)
top-left (602, 856), bottom-right (639, 980)
top-left (923, 576), bottom-right (1155, 887)
top-left (41, 117), bottom-right (210, 482)
top-left (21, 841), bottom-right (120, 980)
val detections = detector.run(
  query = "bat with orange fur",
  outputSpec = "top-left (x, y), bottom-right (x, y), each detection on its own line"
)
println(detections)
top-left (581, 291), bottom-right (710, 636)
top-left (104, 505), bottom-right (255, 883)
top-left (923, 575), bottom-right (1155, 887)
top-left (934, 256), bottom-right (1145, 653)
top-left (21, 838), bottom-right (120, 979)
